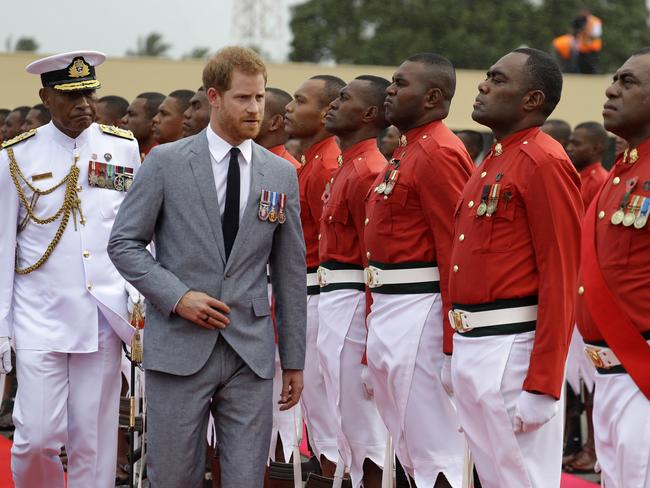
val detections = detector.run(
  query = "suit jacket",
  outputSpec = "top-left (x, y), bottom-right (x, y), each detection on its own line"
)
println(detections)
top-left (108, 129), bottom-right (306, 379)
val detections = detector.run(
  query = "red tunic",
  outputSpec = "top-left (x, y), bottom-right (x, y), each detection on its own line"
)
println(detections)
top-left (298, 136), bottom-right (340, 270)
top-left (576, 138), bottom-right (650, 342)
top-left (269, 143), bottom-right (301, 170)
top-left (319, 138), bottom-right (387, 266)
top-left (365, 120), bottom-right (474, 353)
top-left (579, 162), bottom-right (608, 208)
top-left (448, 127), bottom-right (583, 399)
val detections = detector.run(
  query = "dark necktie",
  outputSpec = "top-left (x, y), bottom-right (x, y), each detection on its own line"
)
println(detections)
top-left (223, 147), bottom-right (240, 260)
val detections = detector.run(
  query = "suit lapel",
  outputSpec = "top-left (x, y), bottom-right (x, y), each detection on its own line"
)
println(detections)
top-left (189, 132), bottom-right (226, 265)
top-left (225, 144), bottom-right (266, 274)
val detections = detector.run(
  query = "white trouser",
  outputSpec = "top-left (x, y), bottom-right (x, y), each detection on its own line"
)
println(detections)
top-left (11, 312), bottom-right (122, 488)
top-left (367, 292), bottom-right (464, 488)
top-left (565, 325), bottom-right (596, 394)
top-left (593, 371), bottom-right (650, 488)
top-left (317, 289), bottom-right (387, 488)
top-left (270, 347), bottom-right (299, 462)
top-left (301, 294), bottom-right (339, 462)
top-left (452, 331), bottom-right (564, 488)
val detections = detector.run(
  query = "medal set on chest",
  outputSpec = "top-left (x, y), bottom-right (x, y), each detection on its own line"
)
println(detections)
top-left (258, 189), bottom-right (287, 224)
top-left (610, 176), bottom-right (650, 229)
top-left (375, 158), bottom-right (401, 198)
top-left (476, 172), bottom-right (511, 217)
top-left (88, 156), bottom-right (134, 192)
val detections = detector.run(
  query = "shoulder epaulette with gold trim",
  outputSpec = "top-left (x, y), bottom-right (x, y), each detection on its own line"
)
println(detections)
top-left (1, 128), bottom-right (37, 150)
top-left (99, 124), bottom-right (135, 141)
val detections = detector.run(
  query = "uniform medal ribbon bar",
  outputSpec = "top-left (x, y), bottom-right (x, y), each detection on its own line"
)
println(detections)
top-left (635, 197), bottom-right (650, 229)
top-left (268, 191), bottom-right (279, 222)
top-left (476, 185), bottom-right (491, 216)
top-left (486, 183), bottom-right (501, 217)
top-left (278, 192), bottom-right (287, 224)
top-left (258, 189), bottom-right (271, 221)
top-left (611, 177), bottom-right (638, 225)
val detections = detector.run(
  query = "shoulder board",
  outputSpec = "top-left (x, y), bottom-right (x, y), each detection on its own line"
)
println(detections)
top-left (99, 124), bottom-right (135, 141)
top-left (1, 128), bottom-right (37, 149)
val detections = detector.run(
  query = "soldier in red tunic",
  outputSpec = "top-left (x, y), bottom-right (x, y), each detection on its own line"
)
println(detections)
top-left (576, 47), bottom-right (650, 488)
top-left (364, 53), bottom-right (473, 488)
top-left (448, 48), bottom-right (583, 488)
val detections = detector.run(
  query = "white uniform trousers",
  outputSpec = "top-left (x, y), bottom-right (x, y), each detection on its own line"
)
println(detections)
top-left (317, 289), bottom-right (387, 488)
top-left (301, 294), bottom-right (339, 462)
top-left (452, 331), bottom-right (564, 488)
top-left (565, 326), bottom-right (596, 394)
top-left (593, 371), bottom-right (650, 488)
top-left (367, 292), bottom-right (464, 488)
top-left (270, 347), bottom-right (299, 462)
top-left (11, 312), bottom-right (122, 488)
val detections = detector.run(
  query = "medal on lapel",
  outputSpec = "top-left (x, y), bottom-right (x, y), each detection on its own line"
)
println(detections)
top-left (258, 190), bottom-right (270, 221)
top-left (113, 165), bottom-right (125, 191)
top-left (268, 191), bottom-right (279, 222)
top-left (106, 163), bottom-right (115, 190)
top-left (278, 193), bottom-right (287, 224)
top-left (612, 177), bottom-right (638, 226)
top-left (123, 167), bottom-right (134, 191)
top-left (97, 163), bottom-right (107, 188)
top-left (88, 161), bottom-right (99, 186)
top-left (384, 168), bottom-right (399, 195)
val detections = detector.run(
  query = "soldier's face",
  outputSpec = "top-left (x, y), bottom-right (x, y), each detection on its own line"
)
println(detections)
top-left (284, 79), bottom-right (328, 139)
top-left (40, 88), bottom-right (96, 138)
top-left (603, 54), bottom-right (650, 141)
top-left (567, 128), bottom-right (599, 168)
top-left (472, 52), bottom-right (530, 131)
top-left (384, 61), bottom-right (430, 131)
top-left (324, 79), bottom-right (371, 136)
top-left (123, 98), bottom-right (155, 143)
top-left (1, 111), bottom-right (25, 140)
top-left (21, 109), bottom-right (44, 132)
top-left (152, 96), bottom-right (185, 144)
top-left (208, 70), bottom-right (265, 145)
top-left (182, 89), bottom-right (210, 137)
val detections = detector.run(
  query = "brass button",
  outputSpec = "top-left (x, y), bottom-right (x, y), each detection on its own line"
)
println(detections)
top-left (364, 218), bottom-right (369, 225)
top-left (82, 250), bottom-right (90, 258)
top-left (613, 176), bottom-right (621, 185)
top-left (468, 200), bottom-right (475, 208)
top-left (328, 215), bottom-right (333, 222)
top-left (480, 171), bottom-right (487, 178)
top-left (366, 251), bottom-right (371, 258)
top-left (330, 177), bottom-right (334, 183)
top-left (598, 211), bottom-right (605, 220)
top-left (578, 286), bottom-right (585, 295)
top-left (453, 265), bottom-right (459, 273)
top-left (318, 233), bottom-right (321, 240)
top-left (459, 234), bottom-right (465, 242)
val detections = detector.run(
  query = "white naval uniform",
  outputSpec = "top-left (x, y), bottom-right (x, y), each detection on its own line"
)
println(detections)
top-left (317, 288), bottom-right (388, 488)
top-left (0, 122), bottom-right (139, 488)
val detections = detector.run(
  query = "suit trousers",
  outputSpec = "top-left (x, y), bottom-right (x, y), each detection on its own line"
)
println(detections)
top-left (11, 312), bottom-right (122, 488)
top-left (146, 334), bottom-right (273, 488)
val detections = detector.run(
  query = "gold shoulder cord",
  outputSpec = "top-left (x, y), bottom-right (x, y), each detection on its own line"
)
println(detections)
top-left (7, 147), bottom-right (84, 274)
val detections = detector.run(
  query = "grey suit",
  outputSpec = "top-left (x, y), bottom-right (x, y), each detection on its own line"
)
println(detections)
top-left (108, 129), bottom-right (306, 488)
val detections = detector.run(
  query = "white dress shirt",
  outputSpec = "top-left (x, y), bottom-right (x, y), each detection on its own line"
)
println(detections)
top-left (206, 125), bottom-right (252, 222)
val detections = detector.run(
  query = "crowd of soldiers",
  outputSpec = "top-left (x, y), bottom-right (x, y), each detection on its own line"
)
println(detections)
top-left (0, 43), bottom-right (648, 488)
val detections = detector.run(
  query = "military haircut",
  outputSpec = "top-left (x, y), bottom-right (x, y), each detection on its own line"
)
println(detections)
top-left (98, 95), bottom-right (129, 120)
top-left (309, 75), bottom-right (346, 109)
top-left (135, 92), bottom-right (166, 119)
top-left (355, 75), bottom-right (391, 129)
top-left (0, 109), bottom-right (10, 119)
top-left (265, 87), bottom-right (293, 116)
top-left (168, 89), bottom-right (195, 113)
top-left (406, 52), bottom-right (456, 100)
top-left (202, 46), bottom-right (267, 93)
top-left (513, 47), bottom-right (563, 117)
top-left (544, 119), bottom-right (572, 141)
top-left (31, 103), bottom-right (51, 125)
top-left (575, 121), bottom-right (609, 148)
top-left (12, 106), bottom-right (31, 120)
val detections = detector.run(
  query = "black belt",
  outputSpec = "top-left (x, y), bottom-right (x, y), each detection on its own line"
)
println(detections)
top-left (451, 296), bottom-right (538, 337)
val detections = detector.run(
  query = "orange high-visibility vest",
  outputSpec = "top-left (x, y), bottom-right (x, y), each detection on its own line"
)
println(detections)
top-left (577, 15), bottom-right (602, 53)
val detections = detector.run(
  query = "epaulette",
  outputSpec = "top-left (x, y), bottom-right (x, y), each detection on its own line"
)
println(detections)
top-left (1, 128), bottom-right (37, 150)
top-left (99, 124), bottom-right (135, 141)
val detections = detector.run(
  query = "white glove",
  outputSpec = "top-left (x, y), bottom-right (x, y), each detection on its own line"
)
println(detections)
top-left (361, 366), bottom-right (374, 399)
top-left (440, 354), bottom-right (453, 396)
top-left (513, 391), bottom-right (558, 433)
top-left (0, 337), bottom-right (12, 374)
top-left (125, 282), bottom-right (145, 317)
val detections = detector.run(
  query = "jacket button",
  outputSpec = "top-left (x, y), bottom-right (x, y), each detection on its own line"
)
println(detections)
top-left (598, 211), bottom-right (605, 220)
top-left (86, 283), bottom-right (93, 291)
top-left (82, 250), bottom-right (90, 258)
top-left (453, 265), bottom-right (459, 273)
top-left (578, 286), bottom-right (585, 295)
top-left (366, 251), bottom-right (371, 259)
top-left (459, 234), bottom-right (465, 241)
top-left (364, 218), bottom-right (369, 225)
top-left (468, 200), bottom-right (474, 208)
top-left (612, 177), bottom-right (621, 185)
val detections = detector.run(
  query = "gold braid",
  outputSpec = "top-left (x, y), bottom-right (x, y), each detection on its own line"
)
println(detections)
top-left (7, 148), bottom-right (83, 274)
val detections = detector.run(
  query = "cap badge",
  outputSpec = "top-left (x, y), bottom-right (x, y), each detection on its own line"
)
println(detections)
top-left (68, 58), bottom-right (90, 78)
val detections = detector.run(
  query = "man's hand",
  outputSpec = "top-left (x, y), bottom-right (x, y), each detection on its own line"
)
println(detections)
top-left (175, 290), bottom-right (230, 330)
top-left (361, 366), bottom-right (374, 399)
top-left (0, 337), bottom-right (12, 374)
top-left (279, 369), bottom-right (303, 411)
top-left (513, 391), bottom-right (558, 433)
top-left (440, 354), bottom-right (453, 397)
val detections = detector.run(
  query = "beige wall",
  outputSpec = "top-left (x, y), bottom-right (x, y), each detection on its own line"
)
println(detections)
top-left (1, 52), bottom-right (612, 131)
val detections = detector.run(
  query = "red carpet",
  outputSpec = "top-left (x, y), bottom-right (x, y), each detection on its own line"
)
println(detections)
top-left (0, 435), bottom-right (13, 488)
top-left (562, 473), bottom-right (599, 487)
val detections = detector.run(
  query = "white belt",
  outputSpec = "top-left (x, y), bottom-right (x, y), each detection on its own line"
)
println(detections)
top-left (364, 265), bottom-right (440, 288)
top-left (584, 344), bottom-right (622, 369)
top-left (317, 266), bottom-right (364, 287)
top-left (307, 272), bottom-right (319, 288)
top-left (448, 305), bottom-right (538, 332)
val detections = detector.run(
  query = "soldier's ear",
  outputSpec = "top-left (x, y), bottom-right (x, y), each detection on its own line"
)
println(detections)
top-left (522, 90), bottom-right (545, 113)
top-left (363, 105), bottom-right (378, 124)
top-left (269, 113), bottom-right (284, 132)
top-left (39, 88), bottom-right (50, 108)
top-left (424, 87), bottom-right (442, 109)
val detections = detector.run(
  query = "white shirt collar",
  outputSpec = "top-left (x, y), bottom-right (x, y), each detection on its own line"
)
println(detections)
top-left (47, 121), bottom-right (92, 152)
top-left (206, 124), bottom-right (252, 164)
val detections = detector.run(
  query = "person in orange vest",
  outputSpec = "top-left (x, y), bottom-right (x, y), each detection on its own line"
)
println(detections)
top-left (576, 47), bottom-right (650, 488)
top-left (552, 17), bottom-right (585, 73)
top-left (576, 9), bottom-right (603, 74)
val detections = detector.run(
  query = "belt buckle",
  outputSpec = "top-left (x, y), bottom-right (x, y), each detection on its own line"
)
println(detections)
top-left (365, 266), bottom-right (381, 288)
top-left (584, 346), bottom-right (606, 369)
top-left (317, 266), bottom-right (327, 287)
top-left (448, 310), bottom-right (471, 332)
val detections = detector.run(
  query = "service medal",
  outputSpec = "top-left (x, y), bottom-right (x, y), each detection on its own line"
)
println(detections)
top-left (124, 178), bottom-right (133, 191)
top-left (114, 175), bottom-right (124, 192)
top-left (611, 209), bottom-right (624, 225)
top-left (258, 190), bottom-right (270, 221)
top-left (97, 175), bottom-right (106, 188)
top-left (623, 211), bottom-right (636, 227)
top-left (268, 191), bottom-right (278, 222)
top-left (486, 201), bottom-right (497, 216)
top-left (476, 202), bottom-right (487, 216)
top-left (384, 181), bottom-right (395, 195)
top-left (106, 176), bottom-right (115, 190)
top-left (634, 215), bottom-right (648, 229)
top-left (268, 210), bottom-right (278, 222)
top-left (376, 182), bottom-right (387, 193)
top-left (277, 193), bottom-right (287, 224)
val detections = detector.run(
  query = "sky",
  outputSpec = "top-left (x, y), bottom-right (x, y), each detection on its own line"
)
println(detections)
top-left (2, 0), bottom-right (304, 62)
